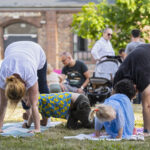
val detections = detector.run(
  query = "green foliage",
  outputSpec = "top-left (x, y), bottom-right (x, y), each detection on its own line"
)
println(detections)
top-left (72, 2), bottom-right (109, 41)
top-left (72, 0), bottom-right (150, 53)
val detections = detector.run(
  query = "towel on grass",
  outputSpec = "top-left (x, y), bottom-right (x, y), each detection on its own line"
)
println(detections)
top-left (0, 121), bottom-right (62, 137)
top-left (64, 128), bottom-right (144, 141)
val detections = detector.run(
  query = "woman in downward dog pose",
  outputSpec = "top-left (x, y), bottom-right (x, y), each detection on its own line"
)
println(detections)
top-left (0, 41), bottom-right (49, 133)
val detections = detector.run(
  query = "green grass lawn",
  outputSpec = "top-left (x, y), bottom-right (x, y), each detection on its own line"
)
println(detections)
top-left (0, 104), bottom-right (150, 150)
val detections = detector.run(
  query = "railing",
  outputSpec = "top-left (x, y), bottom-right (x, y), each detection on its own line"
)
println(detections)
top-left (73, 51), bottom-right (91, 61)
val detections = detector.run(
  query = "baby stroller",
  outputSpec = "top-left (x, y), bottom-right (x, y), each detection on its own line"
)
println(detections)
top-left (86, 55), bottom-right (121, 106)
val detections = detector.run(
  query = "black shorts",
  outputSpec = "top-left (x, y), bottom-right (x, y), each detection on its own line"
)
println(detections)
top-left (37, 61), bottom-right (49, 94)
top-left (21, 100), bottom-right (30, 110)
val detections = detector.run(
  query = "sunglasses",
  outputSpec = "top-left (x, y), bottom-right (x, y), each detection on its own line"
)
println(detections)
top-left (107, 33), bottom-right (112, 36)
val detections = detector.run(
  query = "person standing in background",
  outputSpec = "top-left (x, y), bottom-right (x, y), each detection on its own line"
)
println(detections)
top-left (125, 29), bottom-right (144, 104)
top-left (91, 28), bottom-right (115, 61)
top-left (125, 29), bottom-right (144, 55)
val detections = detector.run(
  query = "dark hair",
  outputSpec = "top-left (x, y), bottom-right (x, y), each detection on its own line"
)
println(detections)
top-left (114, 79), bottom-right (136, 99)
top-left (131, 29), bottom-right (140, 38)
top-left (119, 48), bottom-right (125, 54)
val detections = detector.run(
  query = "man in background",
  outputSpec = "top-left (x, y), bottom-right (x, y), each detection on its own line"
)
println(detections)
top-left (91, 28), bottom-right (115, 61)
top-left (125, 29), bottom-right (144, 55)
top-left (60, 52), bottom-right (90, 93)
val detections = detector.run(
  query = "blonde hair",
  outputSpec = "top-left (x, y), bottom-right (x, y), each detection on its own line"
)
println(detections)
top-left (89, 104), bottom-right (116, 123)
top-left (47, 64), bottom-right (53, 75)
top-left (5, 75), bottom-right (26, 104)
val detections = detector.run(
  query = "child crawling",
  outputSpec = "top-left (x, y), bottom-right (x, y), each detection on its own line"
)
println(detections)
top-left (22, 92), bottom-right (94, 129)
top-left (89, 79), bottom-right (136, 139)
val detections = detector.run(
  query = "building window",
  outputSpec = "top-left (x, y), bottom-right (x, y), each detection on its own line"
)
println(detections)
top-left (77, 36), bottom-right (88, 51)
top-left (3, 22), bottom-right (37, 50)
top-left (73, 34), bottom-right (91, 61)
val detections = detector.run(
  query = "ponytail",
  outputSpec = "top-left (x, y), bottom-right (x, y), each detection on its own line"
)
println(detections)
top-left (89, 104), bottom-right (116, 123)
top-left (6, 75), bottom-right (18, 84)
top-left (89, 108), bottom-right (96, 122)
top-left (5, 75), bottom-right (26, 103)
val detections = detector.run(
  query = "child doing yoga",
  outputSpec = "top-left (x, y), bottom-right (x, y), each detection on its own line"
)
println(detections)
top-left (89, 79), bottom-right (136, 139)
top-left (22, 92), bottom-right (94, 129)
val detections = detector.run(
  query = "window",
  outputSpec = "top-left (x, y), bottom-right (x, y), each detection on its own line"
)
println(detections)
top-left (73, 34), bottom-right (91, 61)
top-left (4, 23), bottom-right (37, 50)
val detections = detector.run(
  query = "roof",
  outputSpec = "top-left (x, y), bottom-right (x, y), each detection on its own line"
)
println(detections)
top-left (0, 0), bottom-right (115, 8)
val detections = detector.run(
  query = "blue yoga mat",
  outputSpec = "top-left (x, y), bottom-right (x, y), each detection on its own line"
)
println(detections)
top-left (0, 121), bottom-right (62, 137)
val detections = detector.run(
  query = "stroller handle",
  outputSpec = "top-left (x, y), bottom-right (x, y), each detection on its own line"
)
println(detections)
top-left (97, 55), bottom-right (122, 63)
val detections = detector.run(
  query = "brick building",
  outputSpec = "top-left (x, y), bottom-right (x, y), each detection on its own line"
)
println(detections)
top-left (0, 0), bottom-right (114, 70)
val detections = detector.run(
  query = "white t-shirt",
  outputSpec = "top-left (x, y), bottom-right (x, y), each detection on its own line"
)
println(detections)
top-left (0, 41), bottom-right (46, 89)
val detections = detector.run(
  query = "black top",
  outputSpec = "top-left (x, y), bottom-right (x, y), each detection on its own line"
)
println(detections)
top-left (114, 44), bottom-right (150, 92)
top-left (62, 60), bottom-right (88, 88)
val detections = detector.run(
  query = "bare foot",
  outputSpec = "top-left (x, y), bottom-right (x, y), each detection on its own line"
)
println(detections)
top-left (144, 133), bottom-right (150, 137)
top-left (28, 129), bottom-right (41, 133)
top-left (40, 120), bottom-right (47, 126)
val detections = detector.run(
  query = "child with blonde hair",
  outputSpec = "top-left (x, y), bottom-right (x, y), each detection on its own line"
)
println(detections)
top-left (89, 79), bottom-right (136, 139)
top-left (47, 64), bottom-right (62, 93)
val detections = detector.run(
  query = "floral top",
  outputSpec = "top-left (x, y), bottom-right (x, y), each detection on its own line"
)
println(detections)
top-left (38, 92), bottom-right (72, 119)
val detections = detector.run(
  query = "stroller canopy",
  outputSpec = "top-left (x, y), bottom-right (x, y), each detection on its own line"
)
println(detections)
top-left (95, 58), bottom-right (120, 81)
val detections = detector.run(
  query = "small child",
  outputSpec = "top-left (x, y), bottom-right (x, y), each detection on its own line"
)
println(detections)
top-left (22, 92), bottom-right (94, 129)
top-left (118, 48), bottom-right (126, 61)
top-left (89, 79), bottom-right (136, 139)
top-left (47, 64), bottom-right (62, 93)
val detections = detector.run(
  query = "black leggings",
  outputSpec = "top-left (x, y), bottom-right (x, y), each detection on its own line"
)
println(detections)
top-left (37, 61), bottom-right (49, 94)
top-left (21, 61), bottom-right (49, 110)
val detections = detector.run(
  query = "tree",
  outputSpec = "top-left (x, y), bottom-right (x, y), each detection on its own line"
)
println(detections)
top-left (72, 0), bottom-right (150, 53)
top-left (72, 2), bottom-right (110, 46)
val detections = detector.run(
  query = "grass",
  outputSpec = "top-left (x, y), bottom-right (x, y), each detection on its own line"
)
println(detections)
top-left (0, 103), bottom-right (150, 150)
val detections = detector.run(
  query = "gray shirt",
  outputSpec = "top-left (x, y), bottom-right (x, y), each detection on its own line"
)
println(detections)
top-left (125, 41), bottom-right (144, 54)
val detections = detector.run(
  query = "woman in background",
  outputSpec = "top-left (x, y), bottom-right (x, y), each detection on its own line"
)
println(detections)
top-left (47, 64), bottom-right (62, 93)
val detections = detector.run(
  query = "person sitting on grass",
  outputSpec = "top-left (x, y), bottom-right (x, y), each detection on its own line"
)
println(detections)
top-left (22, 92), bottom-right (94, 129)
top-left (89, 79), bottom-right (136, 139)
top-left (47, 64), bottom-right (62, 93)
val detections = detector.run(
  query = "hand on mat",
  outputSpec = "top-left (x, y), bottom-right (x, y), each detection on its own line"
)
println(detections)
top-left (93, 131), bottom-right (107, 138)
top-left (40, 120), bottom-right (47, 126)
top-left (144, 132), bottom-right (150, 137)
top-left (22, 122), bottom-right (30, 129)
top-left (28, 129), bottom-right (41, 133)
top-left (93, 131), bottom-right (101, 138)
